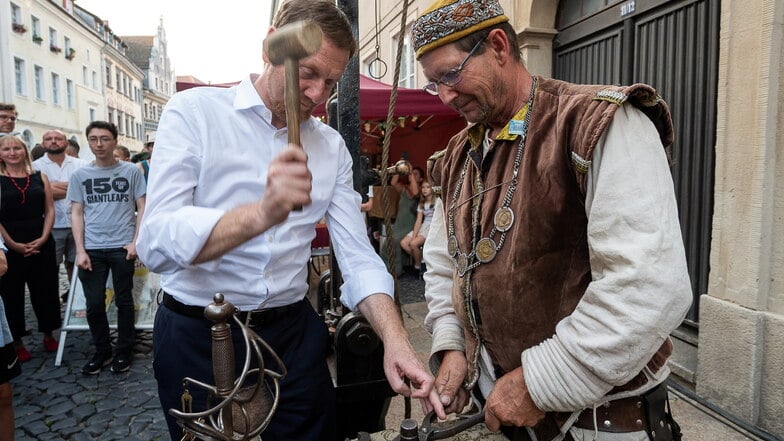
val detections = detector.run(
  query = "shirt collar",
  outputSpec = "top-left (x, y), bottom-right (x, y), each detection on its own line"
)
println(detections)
top-left (233, 74), bottom-right (266, 111)
top-left (41, 153), bottom-right (73, 164)
top-left (232, 74), bottom-right (315, 130)
top-left (465, 103), bottom-right (530, 149)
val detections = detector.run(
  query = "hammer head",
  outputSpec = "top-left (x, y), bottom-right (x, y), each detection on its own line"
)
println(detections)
top-left (263, 20), bottom-right (324, 66)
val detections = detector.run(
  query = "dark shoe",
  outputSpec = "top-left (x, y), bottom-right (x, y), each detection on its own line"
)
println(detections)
top-left (82, 352), bottom-right (112, 375)
top-left (110, 357), bottom-right (131, 373)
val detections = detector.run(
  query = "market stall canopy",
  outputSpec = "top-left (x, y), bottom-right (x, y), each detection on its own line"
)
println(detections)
top-left (178, 74), bottom-right (457, 119)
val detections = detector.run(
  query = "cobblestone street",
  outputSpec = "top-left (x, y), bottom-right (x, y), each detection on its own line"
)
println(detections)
top-left (13, 269), bottom-right (169, 440)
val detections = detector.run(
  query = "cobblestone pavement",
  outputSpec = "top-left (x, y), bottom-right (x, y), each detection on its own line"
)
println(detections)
top-left (14, 330), bottom-right (169, 440)
top-left (14, 269), bottom-right (169, 441)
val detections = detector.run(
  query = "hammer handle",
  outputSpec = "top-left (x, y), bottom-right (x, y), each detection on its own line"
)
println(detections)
top-left (284, 57), bottom-right (301, 148)
top-left (284, 57), bottom-right (304, 211)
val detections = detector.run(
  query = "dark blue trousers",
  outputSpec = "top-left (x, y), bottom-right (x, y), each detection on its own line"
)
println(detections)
top-left (153, 298), bottom-right (336, 441)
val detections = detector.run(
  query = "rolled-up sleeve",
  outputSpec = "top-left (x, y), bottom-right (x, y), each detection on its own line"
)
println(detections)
top-left (523, 105), bottom-right (693, 411)
top-left (423, 198), bottom-right (465, 371)
top-left (136, 93), bottom-right (224, 274)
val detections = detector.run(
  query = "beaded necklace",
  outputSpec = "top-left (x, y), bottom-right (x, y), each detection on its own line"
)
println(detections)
top-left (7, 174), bottom-right (31, 204)
top-left (445, 78), bottom-right (537, 390)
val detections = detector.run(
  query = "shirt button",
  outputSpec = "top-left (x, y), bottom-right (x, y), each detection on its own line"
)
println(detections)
top-left (268, 235), bottom-right (274, 242)
top-left (264, 271), bottom-right (271, 278)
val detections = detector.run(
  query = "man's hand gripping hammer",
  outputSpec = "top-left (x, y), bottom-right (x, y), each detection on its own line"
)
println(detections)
top-left (263, 20), bottom-right (323, 210)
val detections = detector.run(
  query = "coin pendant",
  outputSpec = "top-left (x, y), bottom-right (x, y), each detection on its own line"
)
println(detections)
top-left (494, 207), bottom-right (514, 232)
top-left (447, 235), bottom-right (459, 257)
top-left (457, 254), bottom-right (468, 276)
top-left (475, 238), bottom-right (497, 263)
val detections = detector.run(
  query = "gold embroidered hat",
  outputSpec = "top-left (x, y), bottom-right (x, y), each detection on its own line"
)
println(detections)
top-left (412, 0), bottom-right (509, 59)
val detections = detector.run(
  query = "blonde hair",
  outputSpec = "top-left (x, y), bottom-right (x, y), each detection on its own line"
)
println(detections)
top-left (418, 181), bottom-right (437, 209)
top-left (0, 135), bottom-right (34, 176)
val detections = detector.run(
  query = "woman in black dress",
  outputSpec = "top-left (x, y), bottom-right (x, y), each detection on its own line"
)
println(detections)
top-left (0, 135), bottom-right (60, 362)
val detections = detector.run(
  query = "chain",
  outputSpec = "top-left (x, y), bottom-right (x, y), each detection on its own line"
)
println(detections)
top-left (446, 78), bottom-right (538, 390)
top-left (446, 77), bottom-right (537, 277)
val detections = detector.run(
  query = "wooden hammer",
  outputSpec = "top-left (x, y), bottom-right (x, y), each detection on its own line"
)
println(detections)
top-left (263, 20), bottom-right (323, 147)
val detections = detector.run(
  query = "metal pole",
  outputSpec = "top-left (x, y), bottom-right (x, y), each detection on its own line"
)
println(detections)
top-left (329, 0), bottom-right (359, 312)
top-left (335, 0), bottom-right (361, 195)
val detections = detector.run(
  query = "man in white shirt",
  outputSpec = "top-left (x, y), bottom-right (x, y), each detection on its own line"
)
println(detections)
top-left (136, 1), bottom-right (442, 440)
top-left (33, 130), bottom-right (87, 298)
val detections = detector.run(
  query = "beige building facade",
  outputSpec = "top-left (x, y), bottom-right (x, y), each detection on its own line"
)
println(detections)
top-left (124, 18), bottom-right (176, 146)
top-left (1, 0), bottom-right (155, 157)
top-left (358, 0), bottom-right (784, 437)
top-left (100, 33), bottom-right (145, 152)
top-left (1, 0), bottom-right (104, 150)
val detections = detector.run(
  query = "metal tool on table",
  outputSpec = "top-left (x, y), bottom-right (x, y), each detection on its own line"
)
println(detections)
top-left (263, 20), bottom-right (323, 211)
top-left (394, 409), bottom-right (486, 441)
top-left (170, 293), bottom-right (287, 441)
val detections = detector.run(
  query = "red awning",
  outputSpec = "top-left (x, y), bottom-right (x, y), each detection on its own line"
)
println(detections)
top-left (349, 74), bottom-right (457, 119)
top-left (176, 74), bottom-right (456, 119)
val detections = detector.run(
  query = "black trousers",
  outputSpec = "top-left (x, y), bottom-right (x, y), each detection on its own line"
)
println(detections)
top-left (153, 298), bottom-right (336, 441)
top-left (0, 236), bottom-right (60, 340)
top-left (78, 248), bottom-right (136, 357)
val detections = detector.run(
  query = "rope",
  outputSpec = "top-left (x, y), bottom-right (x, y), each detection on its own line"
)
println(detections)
top-left (378, 0), bottom-right (412, 419)
top-left (381, 0), bottom-right (410, 289)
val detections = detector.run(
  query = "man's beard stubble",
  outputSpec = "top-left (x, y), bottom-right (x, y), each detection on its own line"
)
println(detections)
top-left (47, 146), bottom-right (67, 154)
top-left (264, 71), bottom-right (318, 127)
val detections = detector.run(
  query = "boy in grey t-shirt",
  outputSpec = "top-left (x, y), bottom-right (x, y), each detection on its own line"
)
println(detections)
top-left (68, 121), bottom-right (146, 375)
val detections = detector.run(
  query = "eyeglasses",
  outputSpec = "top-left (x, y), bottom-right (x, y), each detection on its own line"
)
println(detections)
top-left (88, 136), bottom-right (115, 144)
top-left (423, 39), bottom-right (484, 96)
top-left (0, 115), bottom-right (17, 122)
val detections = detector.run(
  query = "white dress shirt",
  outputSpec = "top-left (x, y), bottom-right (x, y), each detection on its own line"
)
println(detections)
top-left (33, 154), bottom-right (87, 228)
top-left (137, 75), bottom-right (393, 311)
top-left (423, 105), bottom-right (693, 412)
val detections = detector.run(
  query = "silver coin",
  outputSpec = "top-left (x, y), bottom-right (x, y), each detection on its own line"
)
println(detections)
top-left (457, 254), bottom-right (468, 277)
top-left (494, 207), bottom-right (514, 232)
top-left (447, 235), bottom-right (459, 257)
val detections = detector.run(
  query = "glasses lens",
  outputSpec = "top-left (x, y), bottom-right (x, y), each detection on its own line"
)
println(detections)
top-left (423, 83), bottom-right (439, 95)
top-left (440, 70), bottom-right (461, 87)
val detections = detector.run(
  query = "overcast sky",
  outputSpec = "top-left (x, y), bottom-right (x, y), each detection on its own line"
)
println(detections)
top-left (75, 0), bottom-right (272, 84)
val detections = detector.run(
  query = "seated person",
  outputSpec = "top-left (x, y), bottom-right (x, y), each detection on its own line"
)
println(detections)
top-left (401, 181), bottom-right (437, 275)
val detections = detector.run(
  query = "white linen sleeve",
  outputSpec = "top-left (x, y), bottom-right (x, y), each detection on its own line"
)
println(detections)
top-left (136, 93), bottom-right (225, 274)
top-left (423, 197), bottom-right (465, 372)
top-left (522, 105), bottom-right (693, 411)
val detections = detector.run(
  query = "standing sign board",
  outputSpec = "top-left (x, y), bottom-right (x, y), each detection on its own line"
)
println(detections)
top-left (55, 263), bottom-right (161, 366)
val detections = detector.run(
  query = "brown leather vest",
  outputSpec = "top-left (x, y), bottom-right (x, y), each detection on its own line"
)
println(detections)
top-left (429, 77), bottom-right (675, 440)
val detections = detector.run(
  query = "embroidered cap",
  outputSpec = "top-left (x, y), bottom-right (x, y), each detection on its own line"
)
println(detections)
top-left (412, 0), bottom-right (509, 59)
